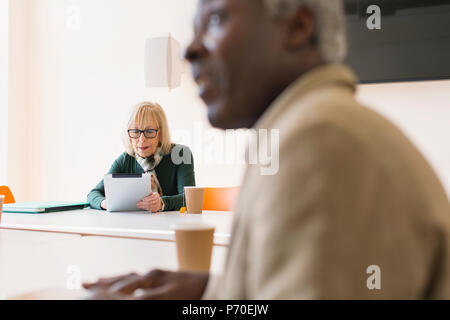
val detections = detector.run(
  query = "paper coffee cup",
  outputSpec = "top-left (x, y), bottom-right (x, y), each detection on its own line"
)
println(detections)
top-left (184, 187), bottom-right (205, 214)
top-left (174, 223), bottom-right (215, 272)
top-left (0, 195), bottom-right (4, 225)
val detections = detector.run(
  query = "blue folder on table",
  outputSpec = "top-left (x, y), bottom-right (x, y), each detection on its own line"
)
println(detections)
top-left (3, 202), bottom-right (89, 214)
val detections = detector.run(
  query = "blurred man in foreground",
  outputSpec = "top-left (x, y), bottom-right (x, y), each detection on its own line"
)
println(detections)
top-left (85, 0), bottom-right (450, 299)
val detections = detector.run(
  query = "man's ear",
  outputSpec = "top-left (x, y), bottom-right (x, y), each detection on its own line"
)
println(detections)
top-left (283, 6), bottom-right (316, 51)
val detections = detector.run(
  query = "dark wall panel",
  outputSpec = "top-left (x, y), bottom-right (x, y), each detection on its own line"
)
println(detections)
top-left (344, 0), bottom-right (450, 83)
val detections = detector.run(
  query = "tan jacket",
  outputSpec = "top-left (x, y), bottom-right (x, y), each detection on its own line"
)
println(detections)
top-left (204, 64), bottom-right (450, 299)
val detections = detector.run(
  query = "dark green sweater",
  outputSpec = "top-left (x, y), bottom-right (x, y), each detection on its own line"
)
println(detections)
top-left (87, 145), bottom-right (195, 211)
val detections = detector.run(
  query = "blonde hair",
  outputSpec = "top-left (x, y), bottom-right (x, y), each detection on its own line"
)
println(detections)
top-left (124, 102), bottom-right (173, 156)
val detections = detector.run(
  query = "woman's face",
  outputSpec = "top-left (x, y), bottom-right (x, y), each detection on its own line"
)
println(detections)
top-left (130, 117), bottom-right (160, 158)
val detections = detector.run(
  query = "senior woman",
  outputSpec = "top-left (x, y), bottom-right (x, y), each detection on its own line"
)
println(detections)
top-left (87, 102), bottom-right (195, 212)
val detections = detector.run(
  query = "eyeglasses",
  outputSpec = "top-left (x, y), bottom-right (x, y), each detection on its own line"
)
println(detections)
top-left (128, 129), bottom-right (158, 139)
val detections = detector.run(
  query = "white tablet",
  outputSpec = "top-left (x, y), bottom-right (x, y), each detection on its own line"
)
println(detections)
top-left (104, 173), bottom-right (151, 212)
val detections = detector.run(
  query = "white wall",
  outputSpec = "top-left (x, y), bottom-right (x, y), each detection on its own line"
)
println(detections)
top-left (9, 0), bottom-right (246, 202)
top-left (8, 0), bottom-right (29, 200)
top-left (7, 0), bottom-right (450, 202)
top-left (0, 0), bottom-right (9, 186)
top-left (357, 80), bottom-right (450, 196)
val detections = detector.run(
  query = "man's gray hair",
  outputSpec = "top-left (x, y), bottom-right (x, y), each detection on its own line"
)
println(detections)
top-left (263, 0), bottom-right (347, 63)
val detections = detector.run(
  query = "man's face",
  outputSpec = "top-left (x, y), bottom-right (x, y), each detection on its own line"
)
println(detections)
top-left (185, 0), bottom-right (285, 129)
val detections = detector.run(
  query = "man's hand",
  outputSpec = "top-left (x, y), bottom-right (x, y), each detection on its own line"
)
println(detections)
top-left (83, 270), bottom-right (209, 300)
top-left (137, 192), bottom-right (163, 213)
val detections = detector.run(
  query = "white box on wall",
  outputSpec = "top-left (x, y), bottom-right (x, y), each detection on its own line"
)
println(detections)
top-left (145, 33), bottom-right (182, 89)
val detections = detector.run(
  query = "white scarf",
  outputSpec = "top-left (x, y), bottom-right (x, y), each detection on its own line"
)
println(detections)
top-left (136, 146), bottom-right (164, 196)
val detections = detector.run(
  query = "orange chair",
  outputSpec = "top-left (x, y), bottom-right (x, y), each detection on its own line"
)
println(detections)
top-left (0, 186), bottom-right (16, 204)
top-left (202, 187), bottom-right (240, 212)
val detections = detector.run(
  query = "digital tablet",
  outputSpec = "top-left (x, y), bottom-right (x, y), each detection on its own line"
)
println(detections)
top-left (104, 173), bottom-right (151, 212)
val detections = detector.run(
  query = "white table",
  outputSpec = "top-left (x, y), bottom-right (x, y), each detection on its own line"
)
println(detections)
top-left (0, 229), bottom-right (228, 299)
top-left (0, 209), bottom-right (233, 299)
top-left (0, 209), bottom-right (233, 245)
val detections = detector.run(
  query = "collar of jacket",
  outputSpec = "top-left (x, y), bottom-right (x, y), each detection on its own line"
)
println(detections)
top-left (253, 63), bottom-right (358, 131)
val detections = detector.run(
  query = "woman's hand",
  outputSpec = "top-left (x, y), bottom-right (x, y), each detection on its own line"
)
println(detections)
top-left (137, 192), bottom-right (163, 213)
top-left (100, 200), bottom-right (107, 210)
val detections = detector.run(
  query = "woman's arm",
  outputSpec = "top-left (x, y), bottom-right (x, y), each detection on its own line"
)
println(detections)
top-left (87, 180), bottom-right (107, 210)
top-left (161, 149), bottom-right (196, 211)
top-left (87, 154), bottom-right (126, 210)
